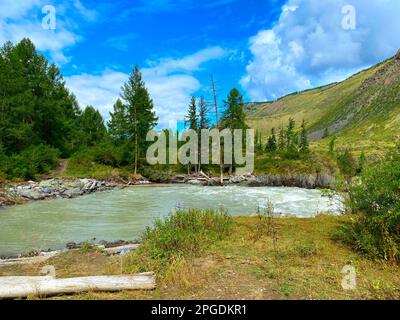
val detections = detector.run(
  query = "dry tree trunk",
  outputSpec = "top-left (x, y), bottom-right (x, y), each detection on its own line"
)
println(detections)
top-left (0, 272), bottom-right (155, 299)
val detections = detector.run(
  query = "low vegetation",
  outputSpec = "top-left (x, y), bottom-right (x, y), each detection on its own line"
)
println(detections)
top-left (337, 145), bottom-right (400, 262)
top-left (2, 212), bottom-right (399, 300)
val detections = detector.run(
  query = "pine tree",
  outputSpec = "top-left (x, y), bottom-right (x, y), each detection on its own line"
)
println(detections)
top-left (299, 119), bottom-right (309, 154)
top-left (77, 106), bottom-right (106, 147)
top-left (221, 88), bottom-right (247, 130)
top-left (266, 128), bottom-right (277, 153)
top-left (185, 96), bottom-right (198, 174)
top-left (197, 96), bottom-right (210, 172)
top-left (285, 117), bottom-right (297, 151)
top-left (121, 65), bottom-right (158, 175)
top-left (278, 127), bottom-right (286, 150)
top-left (198, 96), bottom-right (210, 130)
top-left (221, 88), bottom-right (248, 174)
top-left (255, 130), bottom-right (263, 152)
top-left (185, 96), bottom-right (198, 131)
top-left (108, 99), bottom-right (129, 141)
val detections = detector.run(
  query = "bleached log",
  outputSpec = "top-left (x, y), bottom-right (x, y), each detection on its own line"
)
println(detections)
top-left (0, 272), bottom-right (156, 299)
top-left (199, 171), bottom-right (212, 181)
top-left (0, 252), bottom-right (60, 267)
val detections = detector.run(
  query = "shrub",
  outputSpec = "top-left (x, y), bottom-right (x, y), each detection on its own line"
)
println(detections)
top-left (6, 144), bottom-right (59, 180)
top-left (140, 209), bottom-right (233, 263)
top-left (339, 146), bottom-right (400, 261)
top-left (293, 241), bottom-right (318, 257)
top-left (336, 148), bottom-right (357, 180)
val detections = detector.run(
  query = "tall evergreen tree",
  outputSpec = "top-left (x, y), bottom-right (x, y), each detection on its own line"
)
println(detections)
top-left (221, 88), bottom-right (247, 130)
top-left (278, 127), bottom-right (286, 150)
top-left (77, 106), bottom-right (106, 147)
top-left (285, 117), bottom-right (297, 151)
top-left (121, 65), bottom-right (158, 174)
top-left (266, 128), bottom-right (277, 153)
top-left (108, 99), bottom-right (129, 141)
top-left (221, 88), bottom-right (248, 174)
top-left (299, 119), bottom-right (309, 154)
top-left (197, 96), bottom-right (210, 173)
top-left (198, 96), bottom-right (210, 130)
top-left (185, 96), bottom-right (198, 131)
top-left (185, 96), bottom-right (198, 174)
top-left (0, 38), bottom-right (80, 157)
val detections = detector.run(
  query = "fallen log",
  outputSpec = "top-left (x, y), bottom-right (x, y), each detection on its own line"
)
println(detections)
top-left (0, 252), bottom-right (59, 267)
top-left (0, 243), bottom-right (141, 267)
top-left (0, 272), bottom-right (156, 299)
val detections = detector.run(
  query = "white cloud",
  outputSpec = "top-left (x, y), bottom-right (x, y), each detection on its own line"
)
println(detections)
top-left (65, 70), bottom-right (128, 119)
top-left (241, 0), bottom-right (400, 101)
top-left (65, 47), bottom-right (227, 128)
top-left (144, 47), bottom-right (227, 75)
top-left (0, 0), bottom-right (96, 65)
top-left (73, 0), bottom-right (98, 21)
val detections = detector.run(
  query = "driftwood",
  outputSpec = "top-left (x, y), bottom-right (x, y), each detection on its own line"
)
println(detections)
top-left (0, 244), bottom-right (141, 267)
top-left (0, 272), bottom-right (156, 299)
top-left (199, 171), bottom-right (212, 181)
top-left (0, 252), bottom-right (59, 267)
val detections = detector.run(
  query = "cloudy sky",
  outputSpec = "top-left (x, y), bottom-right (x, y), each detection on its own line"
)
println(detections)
top-left (1, 0), bottom-right (399, 127)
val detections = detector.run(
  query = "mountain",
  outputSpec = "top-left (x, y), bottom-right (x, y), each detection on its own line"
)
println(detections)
top-left (246, 50), bottom-right (400, 154)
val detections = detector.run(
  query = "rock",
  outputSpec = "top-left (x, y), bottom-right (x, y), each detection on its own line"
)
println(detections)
top-left (42, 187), bottom-right (52, 194)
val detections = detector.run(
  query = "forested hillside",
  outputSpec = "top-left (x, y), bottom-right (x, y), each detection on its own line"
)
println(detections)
top-left (0, 39), bottom-right (157, 180)
top-left (246, 50), bottom-right (400, 154)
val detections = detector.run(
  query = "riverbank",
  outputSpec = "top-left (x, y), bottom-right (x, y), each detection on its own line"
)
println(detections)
top-left (1, 214), bottom-right (398, 300)
top-left (0, 177), bottom-right (150, 207)
top-left (0, 172), bottom-right (335, 208)
top-left (168, 172), bottom-right (335, 189)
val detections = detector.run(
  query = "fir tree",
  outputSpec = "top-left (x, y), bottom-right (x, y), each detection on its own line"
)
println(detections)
top-left (221, 88), bottom-right (248, 174)
top-left (198, 96), bottom-right (210, 130)
top-left (221, 88), bottom-right (247, 130)
top-left (77, 106), bottom-right (106, 147)
top-left (266, 128), bottom-right (277, 153)
top-left (278, 127), bottom-right (286, 150)
top-left (121, 65), bottom-right (158, 174)
top-left (285, 117), bottom-right (297, 151)
top-left (185, 96), bottom-right (198, 131)
top-left (299, 119), bottom-right (309, 154)
top-left (108, 99), bottom-right (129, 141)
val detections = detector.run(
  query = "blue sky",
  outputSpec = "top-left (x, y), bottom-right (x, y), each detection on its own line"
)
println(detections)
top-left (1, 0), bottom-right (400, 128)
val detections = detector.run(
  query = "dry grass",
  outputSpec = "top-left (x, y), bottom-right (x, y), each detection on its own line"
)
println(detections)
top-left (1, 215), bottom-right (399, 300)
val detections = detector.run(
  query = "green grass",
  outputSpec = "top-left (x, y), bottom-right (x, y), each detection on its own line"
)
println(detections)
top-left (64, 157), bottom-right (130, 180)
top-left (2, 212), bottom-right (399, 300)
top-left (254, 151), bottom-right (339, 176)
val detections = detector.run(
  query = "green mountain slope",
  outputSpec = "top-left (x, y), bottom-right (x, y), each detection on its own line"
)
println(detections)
top-left (246, 50), bottom-right (400, 154)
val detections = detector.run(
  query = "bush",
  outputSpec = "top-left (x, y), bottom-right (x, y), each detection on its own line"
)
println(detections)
top-left (5, 144), bottom-right (59, 180)
top-left (141, 209), bottom-right (233, 263)
top-left (339, 146), bottom-right (400, 261)
top-left (72, 141), bottom-right (132, 168)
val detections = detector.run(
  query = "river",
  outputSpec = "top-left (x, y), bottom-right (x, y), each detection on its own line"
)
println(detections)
top-left (0, 185), bottom-right (342, 256)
